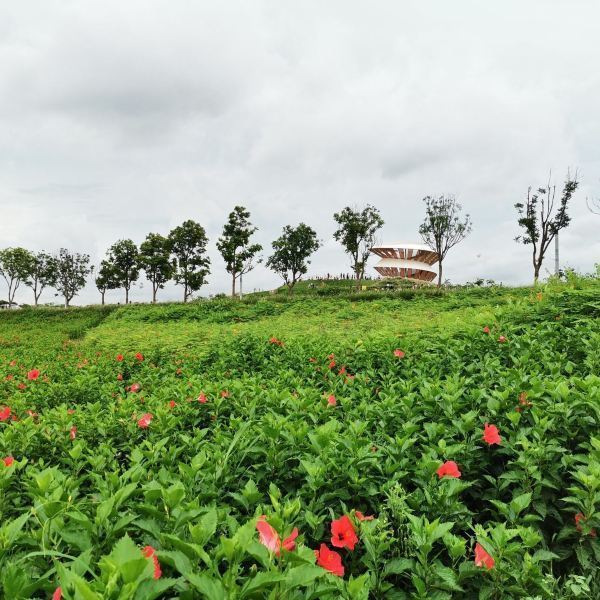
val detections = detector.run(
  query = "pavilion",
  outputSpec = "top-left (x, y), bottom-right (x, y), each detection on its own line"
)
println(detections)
top-left (370, 242), bottom-right (439, 283)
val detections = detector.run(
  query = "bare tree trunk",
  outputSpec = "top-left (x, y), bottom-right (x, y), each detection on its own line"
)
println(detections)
top-left (437, 261), bottom-right (443, 288)
top-left (152, 284), bottom-right (157, 303)
top-left (125, 288), bottom-right (129, 304)
top-left (64, 297), bottom-right (69, 308)
top-left (183, 283), bottom-right (188, 303)
top-left (231, 273), bottom-right (236, 298)
top-left (101, 292), bottom-right (105, 305)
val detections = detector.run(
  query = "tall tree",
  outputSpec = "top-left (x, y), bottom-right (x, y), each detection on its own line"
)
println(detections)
top-left (24, 251), bottom-right (58, 307)
top-left (515, 172), bottom-right (579, 282)
top-left (139, 233), bottom-right (173, 303)
top-left (0, 247), bottom-right (33, 305)
top-left (106, 239), bottom-right (140, 304)
top-left (94, 260), bottom-right (118, 305)
top-left (333, 205), bottom-right (384, 290)
top-left (266, 223), bottom-right (321, 293)
top-left (54, 248), bottom-right (91, 307)
top-left (216, 206), bottom-right (262, 297)
top-left (168, 220), bottom-right (210, 302)
top-left (419, 195), bottom-right (472, 287)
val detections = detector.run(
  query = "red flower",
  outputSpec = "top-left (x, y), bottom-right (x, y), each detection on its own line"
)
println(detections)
top-left (142, 545), bottom-right (162, 579)
top-left (575, 512), bottom-right (597, 537)
top-left (436, 461), bottom-right (461, 479)
top-left (116, 354), bottom-right (124, 362)
top-left (67, 409), bottom-right (75, 415)
top-left (309, 357), bottom-right (317, 363)
top-left (354, 511), bottom-right (374, 521)
top-left (26, 409), bottom-right (38, 418)
top-left (328, 360), bottom-right (336, 370)
top-left (0, 406), bottom-right (10, 421)
top-left (70, 426), bottom-right (77, 440)
top-left (327, 394), bottom-right (337, 407)
top-left (137, 413), bottom-right (153, 429)
top-left (483, 326), bottom-right (490, 334)
top-left (474, 542), bottom-right (495, 569)
top-left (497, 336), bottom-right (507, 343)
top-left (315, 544), bottom-right (344, 576)
top-left (393, 349), bottom-right (405, 358)
top-left (5, 375), bottom-right (13, 381)
top-left (129, 383), bottom-right (141, 393)
top-left (220, 390), bottom-right (229, 398)
top-left (168, 400), bottom-right (176, 409)
top-left (52, 587), bottom-right (62, 600)
top-left (483, 423), bottom-right (501, 445)
top-left (198, 392), bottom-right (208, 404)
top-left (117, 373), bottom-right (123, 381)
top-left (331, 515), bottom-right (358, 550)
top-left (27, 369), bottom-right (40, 380)
top-left (256, 516), bottom-right (298, 555)
top-left (269, 337), bottom-right (284, 346)
top-left (9, 360), bottom-right (17, 367)
top-left (3, 456), bottom-right (14, 467)
top-left (135, 352), bottom-right (144, 361)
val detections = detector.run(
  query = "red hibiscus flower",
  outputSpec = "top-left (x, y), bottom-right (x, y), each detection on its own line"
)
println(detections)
top-left (70, 426), bottom-right (77, 440)
top-left (497, 336), bottom-right (507, 343)
top-left (328, 360), bottom-right (336, 370)
top-left (117, 373), bottom-right (123, 381)
top-left (256, 516), bottom-right (298, 555)
top-left (327, 394), bottom-right (337, 407)
top-left (393, 349), bottom-right (405, 358)
top-left (137, 413), bottom-right (153, 429)
top-left (220, 390), bottom-right (229, 398)
top-left (3, 456), bottom-right (14, 467)
top-left (0, 406), bottom-right (11, 421)
top-left (483, 423), bottom-right (501, 445)
top-left (436, 461), bottom-right (461, 479)
top-left (142, 545), bottom-right (162, 579)
top-left (135, 352), bottom-right (144, 361)
top-left (269, 337), bottom-right (284, 346)
top-left (575, 513), bottom-right (597, 537)
top-left (315, 544), bottom-right (344, 576)
top-left (331, 515), bottom-right (358, 550)
top-left (483, 326), bottom-right (490, 334)
top-left (354, 511), bottom-right (374, 521)
top-left (168, 400), bottom-right (176, 409)
top-left (198, 392), bottom-right (207, 403)
top-left (129, 383), bottom-right (141, 393)
top-left (9, 360), bottom-right (17, 367)
top-left (52, 587), bottom-right (62, 600)
top-left (474, 542), bottom-right (495, 569)
top-left (27, 369), bottom-right (40, 380)
top-left (116, 353), bottom-right (124, 362)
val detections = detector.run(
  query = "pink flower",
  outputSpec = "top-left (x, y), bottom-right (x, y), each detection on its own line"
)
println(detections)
top-left (474, 542), bottom-right (495, 569)
top-left (483, 326), bottom-right (490, 334)
top-left (70, 426), bottom-right (77, 440)
top-left (137, 413), bottom-right (153, 429)
top-left (327, 394), bottom-right (337, 407)
top-left (52, 587), bottom-right (62, 600)
top-left (436, 461), bottom-right (461, 479)
top-left (198, 392), bottom-right (208, 404)
top-left (129, 383), bottom-right (141, 393)
top-left (498, 336), bottom-right (507, 343)
top-left (256, 516), bottom-right (298, 555)
top-left (27, 369), bottom-right (40, 380)
top-left (393, 349), bottom-right (405, 359)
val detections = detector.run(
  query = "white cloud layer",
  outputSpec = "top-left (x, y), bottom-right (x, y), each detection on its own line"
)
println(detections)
top-left (0, 0), bottom-right (599, 304)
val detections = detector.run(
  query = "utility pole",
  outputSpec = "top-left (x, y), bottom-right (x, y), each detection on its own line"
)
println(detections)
top-left (554, 232), bottom-right (559, 275)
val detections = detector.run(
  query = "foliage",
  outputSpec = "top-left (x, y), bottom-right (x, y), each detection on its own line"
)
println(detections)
top-left (0, 247), bottom-right (33, 305)
top-left (419, 195), bottom-right (472, 287)
top-left (168, 220), bottom-right (211, 302)
top-left (0, 279), bottom-right (599, 598)
top-left (266, 224), bottom-right (321, 293)
top-left (53, 248), bottom-right (91, 307)
top-left (138, 234), bottom-right (173, 303)
top-left (94, 260), bottom-right (119, 305)
top-left (106, 239), bottom-right (140, 304)
top-left (23, 251), bottom-right (58, 307)
top-left (515, 172), bottom-right (579, 281)
top-left (333, 206), bottom-right (384, 289)
top-left (216, 206), bottom-right (262, 297)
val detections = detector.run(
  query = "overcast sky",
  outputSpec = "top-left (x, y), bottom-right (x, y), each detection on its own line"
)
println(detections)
top-left (1, 1), bottom-right (599, 305)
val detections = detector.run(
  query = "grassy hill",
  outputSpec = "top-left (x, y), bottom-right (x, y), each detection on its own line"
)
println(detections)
top-left (0, 277), bottom-right (599, 598)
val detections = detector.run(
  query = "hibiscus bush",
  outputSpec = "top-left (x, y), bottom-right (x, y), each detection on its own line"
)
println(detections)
top-left (0, 282), bottom-right (599, 598)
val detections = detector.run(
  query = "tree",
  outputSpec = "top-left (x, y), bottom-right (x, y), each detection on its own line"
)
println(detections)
top-left (419, 195), bottom-right (472, 287)
top-left (333, 205), bottom-right (384, 290)
top-left (216, 206), bottom-right (262, 298)
top-left (94, 260), bottom-right (118, 305)
top-left (106, 239), bottom-right (140, 304)
top-left (24, 251), bottom-right (58, 307)
top-left (168, 220), bottom-right (210, 302)
top-left (515, 172), bottom-right (579, 282)
top-left (587, 195), bottom-right (600, 215)
top-left (138, 233), bottom-right (173, 303)
top-left (0, 248), bottom-right (33, 305)
top-left (266, 224), bottom-right (321, 293)
top-left (54, 248), bottom-right (91, 307)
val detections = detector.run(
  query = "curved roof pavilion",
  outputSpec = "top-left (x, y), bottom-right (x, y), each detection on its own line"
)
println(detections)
top-left (370, 242), bottom-right (439, 283)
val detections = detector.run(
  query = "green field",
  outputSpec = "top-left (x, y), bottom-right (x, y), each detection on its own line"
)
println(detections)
top-left (0, 279), bottom-right (599, 599)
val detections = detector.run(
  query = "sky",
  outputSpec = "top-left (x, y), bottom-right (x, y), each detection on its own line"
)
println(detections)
top-left (1, 0), bottom-right (599, 305)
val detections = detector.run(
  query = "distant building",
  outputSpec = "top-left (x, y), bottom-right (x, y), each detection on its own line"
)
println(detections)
top-left (370, 242), bottom-right (439, 283)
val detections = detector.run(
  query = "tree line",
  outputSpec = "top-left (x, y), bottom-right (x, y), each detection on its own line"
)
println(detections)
top-left (0, 171), bottom-right (589, 306)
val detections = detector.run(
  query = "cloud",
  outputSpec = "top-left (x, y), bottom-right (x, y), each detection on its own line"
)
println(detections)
top-left (0, 0), bottom-right (598, 305)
